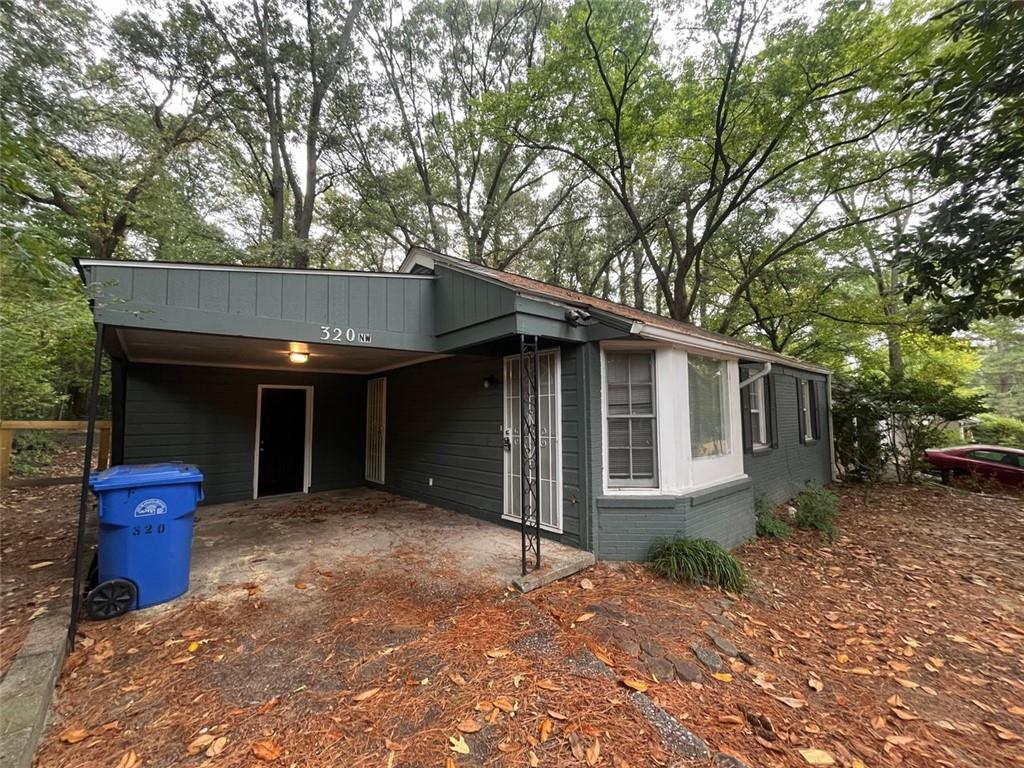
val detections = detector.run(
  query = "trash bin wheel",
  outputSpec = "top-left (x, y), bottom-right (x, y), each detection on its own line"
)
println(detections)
top-left (85, 579), bottom-right (137, 620)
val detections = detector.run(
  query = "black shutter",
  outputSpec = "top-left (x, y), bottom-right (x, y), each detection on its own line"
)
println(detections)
top-left (768, 374), bottom-right (779, 449)
top-left (796, 377), bottom-right (806, 444)
top-left (813, 380), bottom-right (824, 440)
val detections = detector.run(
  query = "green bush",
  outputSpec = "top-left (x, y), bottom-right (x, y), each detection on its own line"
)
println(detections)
top-left (10, 431), bottom-right (60, 476)
top-left (648, 537), bottom-right (748, 593)
top-left (794, 484), bottom-right (840, 544)
top-left (973, 413), bottom-right (1024, 448)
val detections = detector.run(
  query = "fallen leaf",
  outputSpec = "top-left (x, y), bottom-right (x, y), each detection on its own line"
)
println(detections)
top-left (187, 641), bottom-right (200, 653)
top-left (449, 734), bottom-right (470, 754)
top-left (548, 709), bottom-right (568, 721)
top-left (59, 728), bottom-right (90, 744)
top-left (352, 688), bottom-right (380, 702)
top-left (575, 612), bottom-right (596, 623)
top-left (529, 750), bottom-right (540, 767)
top-left (891, 708), bottom-right (919, 721)
top-left (251, 740), bottom-right (282, 762)
top-left (621, 677), bottom-right (648, 692)
top-left (206, 735), bottom-right (228, 757)
top-left (448, 671), bottom-right (466, 686)
top-left (712, 672), bottom-right (734, 683)
top-left (580, 578), bottom-right (594, 590)
top-left (885, 735), bottom-right (915, 746)
top-left (257, 696), bottom-right (280, 714)
top-left (294, 582), bottom-right (307, 590)
top-left (1009, 706), bottom-right (1024, 716)
top-left (512, 674), bottom-right (523, 688)
top-left (585, 737), bottom-right (601, 766)
top-left (540, 718), bottom-right (554, 742)
top-left (456, 718), bottom-right (481, 734)
top-left (445, 758), bottom-right (457, 768)
top-left (29, 561), bottom-right (54, 570)
top-left (114, 750), bottom-right (142, 768)
top-left (486, 648), bottom-right (512, 658)
top-left (984, 722), bottom-right (1021, 741)
top-left (774, 695), bottom-right (806, 709)
top-left (718, 714), bottom-right (744, 725)
top-left (808, 677), bottom-right (823, 692)
top-left (492, 697), bottom-right (516, 713)
top-left (536, 678), bottom-right (561, 691)
top-left (798, 748), bottom-right (835, 765)
top-left (187, 734), bottom-right (215, 754)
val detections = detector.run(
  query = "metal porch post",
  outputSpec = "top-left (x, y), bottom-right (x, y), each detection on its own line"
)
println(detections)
top-left (68, 322), bottom-right (105, 651)
top-left (519, 334), bottom-right (541, 576)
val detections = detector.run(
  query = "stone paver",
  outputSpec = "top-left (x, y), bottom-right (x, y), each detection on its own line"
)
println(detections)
top-left (690, 642), bottom-right (724, 673)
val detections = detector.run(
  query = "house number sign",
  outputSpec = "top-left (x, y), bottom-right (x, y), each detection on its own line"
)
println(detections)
top-left (319, 326), bottom-right (372, 344)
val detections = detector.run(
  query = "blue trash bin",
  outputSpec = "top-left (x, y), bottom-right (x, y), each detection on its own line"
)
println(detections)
top-left (86, 463), bottom-right (204, 619)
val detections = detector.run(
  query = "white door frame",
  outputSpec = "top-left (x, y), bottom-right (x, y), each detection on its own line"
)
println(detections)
top-left (502, 348), bottom-right (563, 533)
top-left (253, 384), bottom-right (314, 498)
top-left (365, 377), bottom-right (386, 484)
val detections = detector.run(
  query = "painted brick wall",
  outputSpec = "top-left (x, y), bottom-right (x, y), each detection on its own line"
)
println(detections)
top-left (743, 365), bottom-right (832, 506)
top-left (122, 364), bottom-right (367, 504)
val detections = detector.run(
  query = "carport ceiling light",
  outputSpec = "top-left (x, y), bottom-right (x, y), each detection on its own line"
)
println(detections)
top-left (288, 343), bottom-right (309, 364)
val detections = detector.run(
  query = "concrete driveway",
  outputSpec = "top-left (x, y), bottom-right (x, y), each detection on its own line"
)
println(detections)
top-left (189, 489), bottom-right (594, 601)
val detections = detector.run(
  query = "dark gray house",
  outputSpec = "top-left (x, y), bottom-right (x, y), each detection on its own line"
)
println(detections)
top-left (76, 248), bottom-right (834, 562)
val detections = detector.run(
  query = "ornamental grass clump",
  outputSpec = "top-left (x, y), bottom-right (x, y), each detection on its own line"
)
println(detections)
top-left (648, 537), bottom-right (748, 593)
top-left (794, 484), bottom-right (840, 543)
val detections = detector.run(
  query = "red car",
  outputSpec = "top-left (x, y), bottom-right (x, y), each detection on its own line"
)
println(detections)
top-left (923, 445), bottom-right (1024, 487)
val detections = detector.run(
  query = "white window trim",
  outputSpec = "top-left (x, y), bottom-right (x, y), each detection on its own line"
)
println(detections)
top-left (501, 348), bottom-right (564, 534)
top-left (750, 376), bottom-right (769, 450)
top-left (600, 341), bottom-right (746, 496)
top-left (252, 384), bottom-right (314, 499)
top-left (604, 349), bottom-right (659, 488)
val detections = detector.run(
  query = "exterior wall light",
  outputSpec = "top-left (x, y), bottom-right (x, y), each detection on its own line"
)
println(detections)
top-left (482, 375), bottom-right (498, 389)
top-left (289, 351), bottom-right (309, 364)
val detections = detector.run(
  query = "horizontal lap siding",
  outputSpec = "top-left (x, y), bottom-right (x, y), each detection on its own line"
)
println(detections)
top-left (122, 364), bottom-right (366, 504)
top-left (383, 347), bottom-right (584, 548)
top-left (384, 356), bottom-right (505, 518)
top-left (744, 366), bottom-right (832, 506)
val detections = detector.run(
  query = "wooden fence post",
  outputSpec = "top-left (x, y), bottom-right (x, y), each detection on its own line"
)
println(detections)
top-left (97, 425), bottom-right (111, 471)
top-left (0, 428), bottom-right (12, 487)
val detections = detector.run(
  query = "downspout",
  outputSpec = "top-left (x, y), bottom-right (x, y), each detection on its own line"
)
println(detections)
top-left (738, 361), bottom-right (772, 389)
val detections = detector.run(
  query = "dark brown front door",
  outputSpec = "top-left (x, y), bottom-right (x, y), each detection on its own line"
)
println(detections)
top-left (257, 388), bottom-right (306, 496)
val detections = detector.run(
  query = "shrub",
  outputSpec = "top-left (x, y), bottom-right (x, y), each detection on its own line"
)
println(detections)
top-left (755, 495), bottom-right (791, 538)
top-left (794, 484), bottom-right (840, 543)
top-left (973, 413), bottom-right (1024, 448)
top-left (648, 537), bottom-right (748, 593)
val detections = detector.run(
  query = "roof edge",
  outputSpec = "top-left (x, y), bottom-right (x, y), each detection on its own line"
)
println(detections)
top-left (77, 257), bottom-right (436, 280)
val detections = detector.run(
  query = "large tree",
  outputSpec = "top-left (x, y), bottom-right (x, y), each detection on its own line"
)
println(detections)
top-left (901, 0), bottom-right (1024, 329)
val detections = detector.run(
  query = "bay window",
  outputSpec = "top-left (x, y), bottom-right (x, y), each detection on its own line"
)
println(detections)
top-left (605, 351), bottom-right (658, 487)
top-left (688, 355), bottom-right (729, 458)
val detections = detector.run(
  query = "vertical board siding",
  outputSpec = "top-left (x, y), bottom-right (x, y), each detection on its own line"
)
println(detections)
top-left (743, 366), bottom-right (832, 506)
top-left (122, 364), bottom-right (366, 504)
top-left (434, 266), bottom-right (516, 336)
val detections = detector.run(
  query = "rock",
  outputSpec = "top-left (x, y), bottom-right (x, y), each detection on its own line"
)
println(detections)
top-left (639, 638), bottom-right (666, 658)
top-left (713, 613), bottom-right (737, 630)
top-left (628, 692), bottom-right (710, 761)
top-left (690, 642), bottom-right (724, 673)
top-left (738, 650), bottom-right (755, 666)
top-left (645, 654), bottom-right (675, 682)
top-left (666, 654), bottom-right (703, 682)
top-left (704, 628), bottom-right (739, 658)
top-left (617, 637), bottom-right (641, 657)
top-left (714, 753), bottom-right (751, 768)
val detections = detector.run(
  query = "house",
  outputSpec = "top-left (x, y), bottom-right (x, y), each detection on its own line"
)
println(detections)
top-left (75, 248), bottom-right (834, 564)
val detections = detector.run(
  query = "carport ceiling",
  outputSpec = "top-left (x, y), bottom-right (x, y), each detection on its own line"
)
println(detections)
top-left (113, 328), bottom-right (445, 374)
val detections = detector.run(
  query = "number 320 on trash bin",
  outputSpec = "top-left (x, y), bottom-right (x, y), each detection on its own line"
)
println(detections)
top-left (131, 523), bottom-right (166, 536)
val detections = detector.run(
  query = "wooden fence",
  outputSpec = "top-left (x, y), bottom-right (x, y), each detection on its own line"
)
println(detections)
top-left (0, 420), bottom-right (112, 487)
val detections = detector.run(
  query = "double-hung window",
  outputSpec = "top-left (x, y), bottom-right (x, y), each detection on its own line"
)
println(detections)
top-left (800, 379), bottom-right (819, 441)
top-left (688, 355), bottom-right (729, 458)
top-left (606, 352), bottom-right (657, 487)
top-left (749, 377), bottom-right (769, 449)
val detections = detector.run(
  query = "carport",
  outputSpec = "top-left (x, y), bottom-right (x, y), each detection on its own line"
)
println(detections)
top-left (70, 256), bottom-right (604, 633)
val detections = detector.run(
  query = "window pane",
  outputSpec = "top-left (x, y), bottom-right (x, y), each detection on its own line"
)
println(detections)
top-left (689, 355), bottom-right (728, 457)
top-left (605, 351), bottom-right (658, 486)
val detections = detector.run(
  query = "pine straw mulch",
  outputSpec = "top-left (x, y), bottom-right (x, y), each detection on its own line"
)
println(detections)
top-left (528, 483), bottom-right (1024, 768)
top-left (0, 476), bottom-right (80, 677)
top-left (32, 482), bottom-right (1024, 768)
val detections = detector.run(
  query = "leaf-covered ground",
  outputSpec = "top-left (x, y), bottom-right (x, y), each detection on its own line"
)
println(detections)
top-left (31, 483), bottom-right (1024, 767)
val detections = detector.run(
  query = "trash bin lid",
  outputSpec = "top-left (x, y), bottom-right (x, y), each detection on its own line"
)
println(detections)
top-left (90, 463), bottom-right (204, 492)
